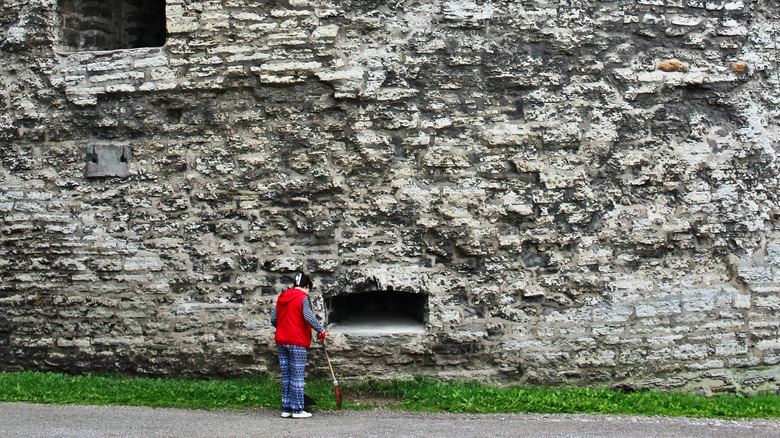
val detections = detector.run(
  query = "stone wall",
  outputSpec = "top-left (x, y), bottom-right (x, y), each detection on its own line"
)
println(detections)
top-left (2, 0), bottom-right (780, 394)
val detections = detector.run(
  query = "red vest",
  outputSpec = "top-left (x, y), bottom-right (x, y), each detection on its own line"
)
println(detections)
top-left (274, 288), bottom-right (313, 348)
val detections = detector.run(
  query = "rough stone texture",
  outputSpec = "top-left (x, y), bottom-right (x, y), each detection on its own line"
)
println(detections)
top-left (1, 0), bottom-right (780, 395)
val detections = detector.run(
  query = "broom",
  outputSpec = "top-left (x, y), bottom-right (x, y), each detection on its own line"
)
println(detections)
top-left (321, 341), bottom-right (343, 410)
top-left (309, 298), bottom-right (342, 409)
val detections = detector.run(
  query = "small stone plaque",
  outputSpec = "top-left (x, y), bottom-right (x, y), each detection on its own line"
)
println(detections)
top-left (85, 142), bottom-right (132, 178)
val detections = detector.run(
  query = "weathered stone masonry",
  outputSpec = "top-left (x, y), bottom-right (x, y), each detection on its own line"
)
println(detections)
top-left (2, 0), bottom-right (780, 394)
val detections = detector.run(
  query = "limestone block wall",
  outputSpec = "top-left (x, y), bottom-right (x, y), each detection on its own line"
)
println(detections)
top-left (2, 0), bottom-right (780, 394)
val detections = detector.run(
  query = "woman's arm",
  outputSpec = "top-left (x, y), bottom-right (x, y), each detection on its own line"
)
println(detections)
top-left (301, 297), bottom-right (325, 333)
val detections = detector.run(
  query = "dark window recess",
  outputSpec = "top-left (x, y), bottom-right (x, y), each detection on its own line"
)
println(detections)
top-left (326, 291), bottom-right (427, 333)
top-left (57, 0), bottom-right (167, 51)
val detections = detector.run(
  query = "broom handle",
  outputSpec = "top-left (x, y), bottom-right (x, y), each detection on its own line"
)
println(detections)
top-left (322, 343), bottom-right (338, 384)
top-left (307, 296), bottom-right (338, 384)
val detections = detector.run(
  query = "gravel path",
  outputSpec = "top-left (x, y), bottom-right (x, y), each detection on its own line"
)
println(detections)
top-left (2, 402), bottom-right (780, 437)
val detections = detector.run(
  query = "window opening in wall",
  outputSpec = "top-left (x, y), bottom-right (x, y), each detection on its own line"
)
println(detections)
top-left (57, 0), bottom-right (167, 51)
top-left (326, 291), bottom-right (427, 334)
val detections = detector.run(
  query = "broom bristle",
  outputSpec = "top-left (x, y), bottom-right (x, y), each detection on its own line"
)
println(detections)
top-left (334, 385), bottom-right (343, 410)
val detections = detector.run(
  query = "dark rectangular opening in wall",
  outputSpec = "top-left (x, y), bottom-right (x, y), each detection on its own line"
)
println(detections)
top-left (57, 0), bottom-right (167, 51)
top-left (326, 291), bottom-right (427, 334)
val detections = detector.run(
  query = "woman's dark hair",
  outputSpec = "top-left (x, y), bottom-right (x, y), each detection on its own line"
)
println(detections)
top-left (293, 272), bottom-right (313, 290)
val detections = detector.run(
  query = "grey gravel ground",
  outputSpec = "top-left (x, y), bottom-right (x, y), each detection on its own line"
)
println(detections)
top-left (2, 402), bottom-right (780, 438)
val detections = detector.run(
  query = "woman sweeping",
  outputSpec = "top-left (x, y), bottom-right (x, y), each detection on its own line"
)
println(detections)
top-left (270, 272), bottom-right (326, 419)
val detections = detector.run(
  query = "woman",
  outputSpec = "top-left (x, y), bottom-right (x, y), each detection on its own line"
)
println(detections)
top-left (270, 272), bottom-right (326, 418)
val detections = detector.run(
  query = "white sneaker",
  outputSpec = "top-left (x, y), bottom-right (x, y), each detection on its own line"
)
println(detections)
top-left (292, 411), bottom-right (312, 419)
top-left (281, 411), bottom-right (292, 418)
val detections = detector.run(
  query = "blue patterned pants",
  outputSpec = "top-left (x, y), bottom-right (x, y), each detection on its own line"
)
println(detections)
top-left (277, 344), bottom-right (308, 413)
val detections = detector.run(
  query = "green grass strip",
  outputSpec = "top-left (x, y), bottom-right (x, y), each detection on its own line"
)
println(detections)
top-left (367, 378), bottom-right (780, 418)
top-left (2, 371), bottom-right (780, 419)
top-left (0, 371), bottom-right (282, 410)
